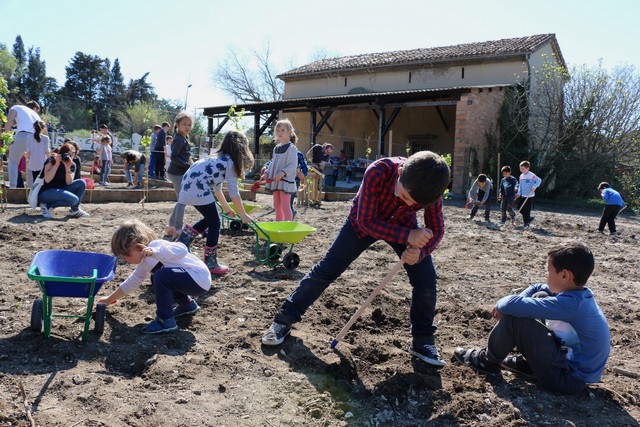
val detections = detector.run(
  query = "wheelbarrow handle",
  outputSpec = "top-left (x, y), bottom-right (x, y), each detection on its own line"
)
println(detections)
top-left (330, 259), bottom-right (404, 349)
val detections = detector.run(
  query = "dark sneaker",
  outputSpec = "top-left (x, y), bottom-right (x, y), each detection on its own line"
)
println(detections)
top-left (408, 343), bottom-right (446, 367)
top-left (261, 322), bottom-right (291, 346)
top-left (453, 347), bottom-right (501, 376)
top-left (501, 354), bottom-right (536, 380)
top-left (143, 317), bottom-right (178, 334)
top-left (173, 300), bottom-right (200, 318)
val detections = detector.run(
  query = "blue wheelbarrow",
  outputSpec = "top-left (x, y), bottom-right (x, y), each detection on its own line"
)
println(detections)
top-left (27, 250), bottom-right (117, 341)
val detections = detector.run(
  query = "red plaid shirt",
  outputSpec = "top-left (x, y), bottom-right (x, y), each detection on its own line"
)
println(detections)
top-left (348, 157), bottom-right (444, 260)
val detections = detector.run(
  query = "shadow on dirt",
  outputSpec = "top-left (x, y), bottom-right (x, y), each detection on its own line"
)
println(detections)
top-left (0, 311), bottom-right (196, 379)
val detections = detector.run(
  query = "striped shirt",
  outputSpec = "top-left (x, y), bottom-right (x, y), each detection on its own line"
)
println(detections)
top-left (348, 157), bottom-right (444, 260)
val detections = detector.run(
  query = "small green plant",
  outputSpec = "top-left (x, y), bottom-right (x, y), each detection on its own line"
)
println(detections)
top-left (227, 105), bottom-right (247, 131)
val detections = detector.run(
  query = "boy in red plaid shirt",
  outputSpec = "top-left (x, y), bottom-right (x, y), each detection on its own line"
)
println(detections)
top-left (261, 151), bottom-right (450, 366)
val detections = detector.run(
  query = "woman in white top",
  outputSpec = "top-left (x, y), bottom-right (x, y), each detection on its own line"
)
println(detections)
top-left (25, 120), bottom-right (51, 186)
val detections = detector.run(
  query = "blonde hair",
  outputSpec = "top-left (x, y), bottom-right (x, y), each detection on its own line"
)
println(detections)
top-left (111, 219), bottom-right (157, 257)
top-left (275, 118), bottom-right (298, 144)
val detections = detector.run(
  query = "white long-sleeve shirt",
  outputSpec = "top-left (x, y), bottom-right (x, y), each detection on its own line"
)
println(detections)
top-left (517, 171), bottom-right (542, 198)
top-left (118, 240), bottom-right (212, 295)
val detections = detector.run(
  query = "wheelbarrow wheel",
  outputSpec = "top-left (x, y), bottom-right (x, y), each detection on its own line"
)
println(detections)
top-left (229, 221), bottom-right (242, 232)
top-left (94, 303), bottom-right (106, 334)
top-left (283, 252), bottom-right (300, 270)
top-left (31, 299), bottom-right (43, 332)
top-left (262, 243), bottom-right (281, 261)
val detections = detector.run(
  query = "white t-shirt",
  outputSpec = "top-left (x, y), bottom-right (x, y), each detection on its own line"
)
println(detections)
top-left (26, 134), bottom-right (51, 172)
top-left (10, 105), bottom-right (41, 133)
top-left (118, 239), bottom-right (212, 295)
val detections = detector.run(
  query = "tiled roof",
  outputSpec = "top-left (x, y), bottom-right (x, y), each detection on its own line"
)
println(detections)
top-left (279, 34), bottom-right (562, 79)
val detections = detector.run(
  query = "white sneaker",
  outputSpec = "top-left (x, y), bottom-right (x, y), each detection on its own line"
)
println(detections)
top-left (42, 207), bottom-right (53, 219)
top-left (70, 208), bottom-right (90, 218)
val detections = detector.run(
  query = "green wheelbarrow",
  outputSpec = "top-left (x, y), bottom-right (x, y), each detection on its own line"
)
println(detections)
top-left (219, 201), bottom-right (261, 232)
top-left (248, 221), bottom-right (316, 269)
top-left (27, 250), bottom-right (117, 341)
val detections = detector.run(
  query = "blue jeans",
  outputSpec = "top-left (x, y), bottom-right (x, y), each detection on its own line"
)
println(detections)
top-left (192, 202), bottom-right (220, 248)
top-left (100, 160), bottom-right (111, 183)
top-left (148, 152), bottom-right (156, 178)
top-left (152, 267), bottom-right (206, 320)
top-left (38, 179), bottom-right (87, 211)
top-left (124, 162), bottom-right (146, 184)
top-left (275, 220), bottom-right (439, 340)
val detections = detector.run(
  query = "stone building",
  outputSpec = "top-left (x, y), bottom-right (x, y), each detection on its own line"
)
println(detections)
top-left (203, 34), bottom-right (566, 194)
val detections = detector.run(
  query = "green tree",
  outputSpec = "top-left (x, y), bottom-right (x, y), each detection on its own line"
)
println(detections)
top-left (115, 102), bottom-right (161, 135)
top-left (24, 47), bottom-right (47, 104)
top-left (63, 52), bottom-right (109, 108)
top-left (0, 44), bottom-right (17, 85)
top-left (126, 72), bottom-right (157, 104)
top-left (10, 35), bottom-right (26, 98)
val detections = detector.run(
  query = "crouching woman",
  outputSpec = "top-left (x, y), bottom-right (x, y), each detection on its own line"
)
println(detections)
top-left (38, 142), bottom-right (90, 219)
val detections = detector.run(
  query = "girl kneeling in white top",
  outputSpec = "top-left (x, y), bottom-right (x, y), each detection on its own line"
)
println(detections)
top-left (97, 219), bottom-right (212, 334)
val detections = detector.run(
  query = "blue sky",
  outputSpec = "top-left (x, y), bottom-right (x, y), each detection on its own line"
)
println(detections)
top-left (1, 0), bottom-right (638, 113)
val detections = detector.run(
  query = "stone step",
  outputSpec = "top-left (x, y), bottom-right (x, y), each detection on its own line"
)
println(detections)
top-left (3, 187), bottom-right (257, 204)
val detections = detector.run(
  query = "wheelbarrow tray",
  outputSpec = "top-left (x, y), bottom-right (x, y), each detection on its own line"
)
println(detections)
top-left (27, 250), bottom-right (117, 298)
top-left (229, 202), bottom-right (260, 215)
top-left (254, 221), bottom-right (316, 244)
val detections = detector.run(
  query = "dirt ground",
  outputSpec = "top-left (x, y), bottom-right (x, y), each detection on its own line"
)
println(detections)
top-left (0, 194), bottom-right (638, 427)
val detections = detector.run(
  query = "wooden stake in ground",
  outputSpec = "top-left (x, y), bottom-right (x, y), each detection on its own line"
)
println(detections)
top-left (18, 381), bottom-right (36, 427)
top-left (330, 259), bottom-right (404, 349)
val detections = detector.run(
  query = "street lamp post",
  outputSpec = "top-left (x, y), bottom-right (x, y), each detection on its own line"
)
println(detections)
top-left (184, 83), bottom-right (193, 111)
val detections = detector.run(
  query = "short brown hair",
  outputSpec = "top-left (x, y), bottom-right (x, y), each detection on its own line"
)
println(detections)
top-left (111, 219), bottom-right (157, 258)
top-left (400, 151), bottom-right (450, 207)
top-left (520, 160), bottom-right (531, 169)
top-left (547, 242), bottom-right (594, 286)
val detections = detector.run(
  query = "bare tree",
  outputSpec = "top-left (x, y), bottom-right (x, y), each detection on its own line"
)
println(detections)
top-left (213, 42), bottom-right (284, 103)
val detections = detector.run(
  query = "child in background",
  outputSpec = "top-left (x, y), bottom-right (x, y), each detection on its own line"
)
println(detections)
top-left (597, 182), bottom-right (625, 235)
top-left (97, 219), bottom-right (212, 334)
top-left (17, 156), bottom-right (26, 188)
top-left (25, 120), bottom-right (51, 185)
top-left (498, 165), bottom-right (518, 226)
top-left (165, 113), bottom-right (194, 240)
top-left (165, 135), bottom-right (173, 175)
top-left (290, 151), bottom-right (308, 220)
top-left (262, 119), bottom-right (299, 221)
top-left (467, 173), bottom-right (493, 221)
top-left (176, 130), bottom-right (254, 275)
top-left (91, 156), bottom-right (101, 175)
top-left (96, 136), bottom-right (112, 186)
top-left (262, 151), bottom-right (451, 368)
top-left (515, 160), bottom-right (542, 227)
top-left (453, 242), bottom-right (610, 395)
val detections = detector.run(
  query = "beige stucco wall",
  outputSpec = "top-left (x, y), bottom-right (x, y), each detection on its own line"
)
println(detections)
top-left (284, 104), bottom-right (456, 160)
top-left (283, 60), bottom-right (528, 99)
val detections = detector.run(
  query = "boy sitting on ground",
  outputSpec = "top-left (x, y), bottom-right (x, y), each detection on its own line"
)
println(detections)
top-left (453, 242), bottom-right (610, 395)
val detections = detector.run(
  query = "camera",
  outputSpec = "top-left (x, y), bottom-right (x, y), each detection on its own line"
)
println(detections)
top-left (48, 155), bottom-right (56, 164)
top-left (61, 153), bottom-right (71, 161)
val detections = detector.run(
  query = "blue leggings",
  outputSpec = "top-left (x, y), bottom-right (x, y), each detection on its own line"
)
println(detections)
top-left (192, 202), bottom-right (221, 248)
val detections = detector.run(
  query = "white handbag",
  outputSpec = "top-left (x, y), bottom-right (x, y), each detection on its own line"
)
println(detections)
top-left (28, 176), bottom-right (45, 209)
